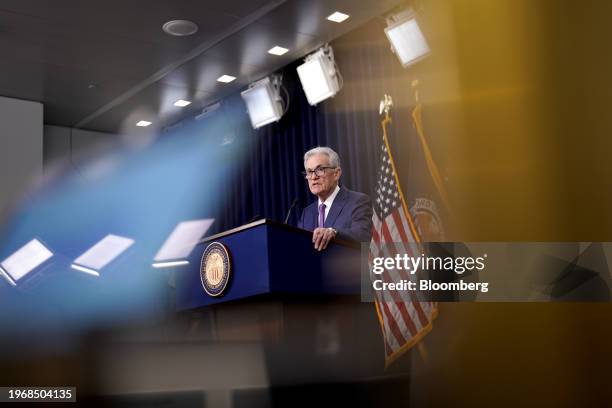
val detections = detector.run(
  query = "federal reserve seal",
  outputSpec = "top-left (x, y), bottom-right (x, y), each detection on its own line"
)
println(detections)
top-left (410, 197), bottom-right (445, 241)
top-left (200, 242), bottom-right (231, 297)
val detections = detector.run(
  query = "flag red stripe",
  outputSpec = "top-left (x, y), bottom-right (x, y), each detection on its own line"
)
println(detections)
top-left (377, 297), bottom-right (400, 355)
top-left (379, 220), bottom-right (430, 329)
top-left (379, 274), bottom-right (418, 337)
top-left (372, 221), bottom-right (381, 245)
top-left (370, 254), bottom-right (413, 346)
top-left (407, 288), bottom-right (430, 328)
top-left (391, 210), bottom-right (410, 243)
top-left (384, 337), bottom-right (393, 356)
top-left (378, 307), bottom-right (396, 357)
top-left (387, 212), bottom-right (432, 326)
top-left (371, 233), bottom-right (419, 337)
top-left (380, 300), bottom-right (408, 347)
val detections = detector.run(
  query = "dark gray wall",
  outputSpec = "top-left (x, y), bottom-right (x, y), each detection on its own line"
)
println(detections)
top-left (0, 96), bottom-right (42, 220)
top-left (43, 125), bottom-right (120, 173)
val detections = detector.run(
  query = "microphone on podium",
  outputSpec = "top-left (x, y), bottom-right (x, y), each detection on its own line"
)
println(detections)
top-left (284, 198), bottom-right (299, 224)
top-left (247, 215), bottom-right (261, 223)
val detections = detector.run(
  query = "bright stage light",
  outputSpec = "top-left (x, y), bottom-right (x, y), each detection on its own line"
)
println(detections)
top-left (241, 76), bottom-right (286, 129)
top-left (326, 11), bottom-right (349, 23)
top-left (71, 234), bottom-right (135, 276)
top-left (173, 99), bottom-right (192, 107)
top-left (296, 44), bottom-right (342, 106)
top-left (217, 75), bottom-right (236, 83)
top-left (0, 238), bottom-right (54, 283)
top-left (268, 46), bottom-right (289, 56)
top-left (384, 10), bottom-right (430, 68)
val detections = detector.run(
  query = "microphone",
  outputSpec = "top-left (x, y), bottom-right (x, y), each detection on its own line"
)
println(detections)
top-left (247, 215), bottom-right (261, 223)
top-left (284, 198), bottom-right (299, 224)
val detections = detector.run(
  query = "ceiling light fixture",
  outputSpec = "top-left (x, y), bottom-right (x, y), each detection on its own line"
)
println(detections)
top-left (217, 75), bottom-right (236, 83)
top-left (173, 99), bottom-right (192, 107)
top-left (136, 120), bottom-right (152, 127)
top-left (385, 9), bottom-right (430, 68)
top-left (268, 46), bottom-right (289, 56)
top-left (327, 11), bottom-right (350, 23)
top-left (296, 44), bottom-right (343, 106)
top-left (162, 20), bottom-right (199, 36)
top-left (241, 75), bottom-right (288, 129)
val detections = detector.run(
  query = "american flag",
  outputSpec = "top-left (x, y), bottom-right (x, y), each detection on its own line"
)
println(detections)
top-left (369, 114), bottom-right (437, 366)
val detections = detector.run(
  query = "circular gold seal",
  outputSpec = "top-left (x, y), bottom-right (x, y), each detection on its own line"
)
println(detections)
top-left (410, 197), bottom-right (445, 241)
top-left (200, 242), bottom-right (231, 297)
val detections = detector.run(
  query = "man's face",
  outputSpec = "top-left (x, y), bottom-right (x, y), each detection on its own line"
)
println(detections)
top-left (305, 153), bottom-right (341, 199)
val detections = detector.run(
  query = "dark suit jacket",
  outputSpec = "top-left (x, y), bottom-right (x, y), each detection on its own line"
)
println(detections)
top-left (298, 186), bottom-right (373, 242)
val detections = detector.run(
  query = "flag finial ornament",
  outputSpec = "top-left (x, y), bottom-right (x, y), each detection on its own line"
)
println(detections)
top-left (379, 94), bottom-right (393, 116)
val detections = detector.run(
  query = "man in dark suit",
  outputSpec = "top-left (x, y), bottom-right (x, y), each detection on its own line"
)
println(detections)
top-left (298, 146), bottom-right (373, 251)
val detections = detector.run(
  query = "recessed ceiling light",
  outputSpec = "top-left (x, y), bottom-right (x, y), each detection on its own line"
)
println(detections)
top-left (268, 46), bottom-right (289, 56)
top-left (173, 99), bottom-right (192, 107)
top-left (217, 75), bottom-right (236, 83)
top-left (162, 20), bottom-right (199, 36)
top-left (327, 11), bottom-right (350, 23)
top-left (136, 120), bottom-right (152, 127)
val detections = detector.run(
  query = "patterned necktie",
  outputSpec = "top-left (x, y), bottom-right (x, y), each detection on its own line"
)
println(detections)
top-left (318, 203), bottom-right (326, 228)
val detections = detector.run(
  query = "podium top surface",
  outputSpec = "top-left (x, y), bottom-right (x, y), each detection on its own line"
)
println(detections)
top-left (200, 218), bottom-right (359, 249)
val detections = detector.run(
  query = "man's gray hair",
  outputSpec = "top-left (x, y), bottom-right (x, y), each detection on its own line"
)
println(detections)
top-left (303, 146), bottom-right (341, 169)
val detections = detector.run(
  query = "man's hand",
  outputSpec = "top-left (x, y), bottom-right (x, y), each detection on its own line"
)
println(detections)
top-left (312, 227), bottom-right (337, 251)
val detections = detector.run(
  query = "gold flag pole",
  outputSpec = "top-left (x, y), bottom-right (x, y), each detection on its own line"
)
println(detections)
top-left (410, 79), bottom-right (452, 215)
